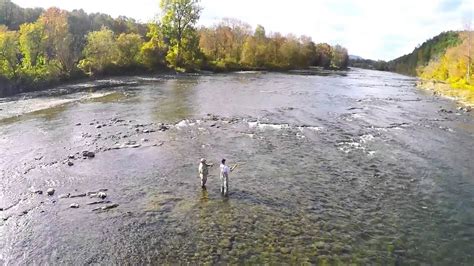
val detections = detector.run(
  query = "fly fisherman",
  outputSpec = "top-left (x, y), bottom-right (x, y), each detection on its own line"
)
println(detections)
top-left (220, 159), bottom-right (237, 196)
top-left (198, 158), bottom-right (213, 188)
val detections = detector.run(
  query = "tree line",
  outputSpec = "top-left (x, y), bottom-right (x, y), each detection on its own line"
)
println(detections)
top-left (0, 0), bottom-right (349, 96)
top-left (419, 31), bottom-right (473, 90)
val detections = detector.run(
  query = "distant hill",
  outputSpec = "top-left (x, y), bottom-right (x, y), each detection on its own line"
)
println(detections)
top-left (350, 31), bottom-right (464, 75)
top-left (349, 55), bottom-right (389, 71)
top-left (387, 31), bottom-right (462, 76)
top-left (349, 55), bottom-right (363, 60)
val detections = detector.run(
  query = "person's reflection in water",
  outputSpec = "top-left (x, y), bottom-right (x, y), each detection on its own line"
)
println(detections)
top-left (200, 188), bottom-right (209, 203)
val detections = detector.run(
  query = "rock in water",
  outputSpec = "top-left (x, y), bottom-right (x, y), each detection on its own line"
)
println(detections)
top-left (89, 192), bottom-right (107, 199)
top-left (82, 151), bottom-right (95, 158)
top-left (46, 188), bottom-right (55, 196)
top-left (58, 193), bottom-right (70, 199)
top-left (92, 203), bottom-right (119, 211)
top-left (29, 187), bottom-right (43, 194)
top-left (70, 203), bottom-right (79, 208)
top-left (67, 161), bottom-right (74, 166)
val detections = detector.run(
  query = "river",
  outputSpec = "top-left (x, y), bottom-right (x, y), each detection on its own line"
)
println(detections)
top-left (0, 69), bottom-right (473, 264)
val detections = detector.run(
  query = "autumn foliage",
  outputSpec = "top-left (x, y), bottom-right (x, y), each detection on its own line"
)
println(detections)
top-left (0, 0), bottom-right (349, 96)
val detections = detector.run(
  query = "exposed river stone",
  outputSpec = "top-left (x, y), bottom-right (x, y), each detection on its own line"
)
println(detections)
top-left (58, 193), bottom-right (70, 199)
top-left (82, 151), bottom-right (95, 158)
top-left (70, 203), bottom-right (79, 208)
top-left (46, 188), bottom-right (55, 196)
top-left (89, 192), bottom-right (107, 199)
top-left (92, 203), bottom-right (119, 211)
top-left (29, 187), bottom-right (43, 194)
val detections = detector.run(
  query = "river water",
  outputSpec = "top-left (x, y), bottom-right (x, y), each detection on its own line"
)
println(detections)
top-left (0, 69), bottom-right (473, 264)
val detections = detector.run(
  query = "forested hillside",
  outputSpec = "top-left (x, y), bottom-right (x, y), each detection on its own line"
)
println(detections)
top-left (0, 0), bottom-right (349, 97)
top-left (383, 30), bottom-right (473, 104)
top-left (388, 31), bottom-right (461, 76)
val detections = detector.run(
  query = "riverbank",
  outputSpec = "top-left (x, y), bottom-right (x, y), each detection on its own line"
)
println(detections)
top-left (416, 79), bottom-right (474, 107)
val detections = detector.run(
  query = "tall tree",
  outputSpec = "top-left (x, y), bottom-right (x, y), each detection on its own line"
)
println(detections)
top-left (160, 0), bottom-right (202, 70)
top-left (78, 27), bottom-right (118, 75)
top-left (0, 29), bottom-right (19, 78)
top-left (140, 23), bottom-right (167, 69)
top-left (331, 45), bottom-right (349, 69)
top-left (39, 8), bottom-right (74, 74)
top-left (19, 21), bottom-right (47, 67)
top-left (116, 32), bottom-right (143, 67)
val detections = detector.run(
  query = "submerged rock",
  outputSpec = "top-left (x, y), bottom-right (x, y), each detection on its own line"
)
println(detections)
top-left (67, 161), bottom-right (74, 166)
top-left (86, 200), bottom-right (111, 205)
top-left (70, 193), bottom-right (86, 198)
top-left (219, 239), bottom-right (232, 249)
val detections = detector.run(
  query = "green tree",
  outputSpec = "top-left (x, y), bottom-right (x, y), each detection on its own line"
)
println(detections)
top-left (78, 27), bottom-right (118, 75)
top-left (160, 0), bottom-right (202, 70)
top-left (241, 36), bottom-right (257, 67)
top-left (331, 45), bottom-right (349, 69)
top-left (315, 43), bottom-right (332, 68)
top-left (116, 32), bottom-right (143, 67)
top-left (140, 23), bottom-right (167, 69)
top-left (19, 21), bottom-right (46, 67)
top-left (0, 30), bottom-right (20, 78)
top-left (279, 35), bottom-right (302, 68)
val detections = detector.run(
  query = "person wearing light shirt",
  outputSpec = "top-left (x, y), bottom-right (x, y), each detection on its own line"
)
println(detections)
top-left (198, 158), bottom-right (213, 188)
top-left (219, 158), bottom-right (234, 196)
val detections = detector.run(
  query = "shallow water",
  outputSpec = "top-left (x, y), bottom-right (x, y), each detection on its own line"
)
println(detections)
top-left (0, 69), bottom-right (473, 264)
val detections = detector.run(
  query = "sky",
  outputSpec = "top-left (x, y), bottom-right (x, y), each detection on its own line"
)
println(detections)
top-left (12, 0), bottom-right (474, 61)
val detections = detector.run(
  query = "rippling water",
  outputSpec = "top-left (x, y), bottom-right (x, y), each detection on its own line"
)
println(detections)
top-left (0, 69), bottom-right (473, 264)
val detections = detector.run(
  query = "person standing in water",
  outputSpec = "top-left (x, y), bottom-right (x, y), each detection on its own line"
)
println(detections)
top-left (198, 158), bottom-right (213, 188)
top-left (220, 159), bottom-right (236, 196)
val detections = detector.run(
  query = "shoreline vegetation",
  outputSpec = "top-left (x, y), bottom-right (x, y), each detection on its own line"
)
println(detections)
top-left (351, 31), bottom-right (474, 106)
top-left (417, 79), bottom-right (474, 107)
top-left (0, 0), bottom-right (349, 97)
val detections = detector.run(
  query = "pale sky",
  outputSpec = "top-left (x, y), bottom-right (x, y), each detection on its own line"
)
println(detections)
top-left (12, 0), bottom-right (474, 61)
